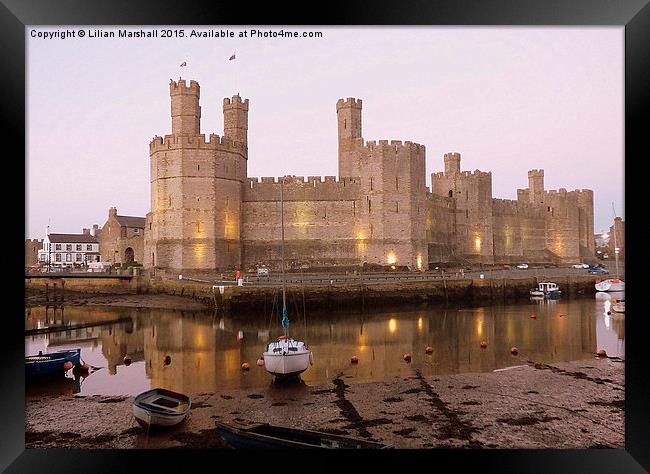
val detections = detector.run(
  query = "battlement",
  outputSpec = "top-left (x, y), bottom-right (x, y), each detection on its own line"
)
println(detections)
top-left (169, 78), bottom-right (200, 96)
top-left (248, 175), bottom-right (360, 186)
top-left (431, 169), bottom-right (490, 180)
top-left (149, 133), bottom-right (247, 153)
top-left (26, 239), bottom-right (44, 244)
top-left (245, 175), bottom-right (361, 201)
top-left (336, 97), bottom-right (362, 110)
top-left (461, 170), bottom-right (491, 178)
top-left (528, 169), bottom-right (544, 177)
top-left (492, 198), bottom-right (543, 218)
top-left (223, 95), bottom-right (249, 110)
top-left (444, 152), bottom-right (461, 159)
top-left (363, 139), bottom-right (425, 153)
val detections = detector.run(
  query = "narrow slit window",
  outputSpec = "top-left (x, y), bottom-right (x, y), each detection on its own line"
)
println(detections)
top-left (368, 199), bottom-right (371, 213)
top-left (370, 177), bottom-right (373, 191)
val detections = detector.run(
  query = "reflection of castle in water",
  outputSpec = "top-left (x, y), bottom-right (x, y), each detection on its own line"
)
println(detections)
top-left (31, 303), bottom-right (598, 394)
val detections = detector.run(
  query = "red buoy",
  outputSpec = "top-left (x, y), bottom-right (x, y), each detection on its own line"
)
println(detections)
top-left (256, 358), bottom-right (265, 367)
top-left (278, 335), bottom-right (286, 341)
top-left (403, 353), bottom-right (412, 362)
top-left (480, 341), bottom-right (488, 349)
top-left (510, 347), bottom-right (519, 355)
top-left (351, 355), bottom-right (359, 364)
top-left (123, 356), bottom-right (132, 366)
top-left (163, 355), bottom-right (172, 366)
top-left (241, 362), bottom-right (251, 370)
top-left (63, 361), bottom-right (73, 371)
top-left (530, 314), bottom-right (537, 319)
top-left (425, 346), bottom-right (433, 354)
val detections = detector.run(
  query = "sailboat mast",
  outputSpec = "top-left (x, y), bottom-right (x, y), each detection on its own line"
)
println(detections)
top-left (611, 203), bottom-right (620, 279)
top-left (281, 176), bottom-right (288, 338)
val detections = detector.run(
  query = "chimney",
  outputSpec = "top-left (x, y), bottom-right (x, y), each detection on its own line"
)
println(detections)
top-left (83, 228), bottom-right (90, 235)
top-left (91, 224), bottom-right (100, 236)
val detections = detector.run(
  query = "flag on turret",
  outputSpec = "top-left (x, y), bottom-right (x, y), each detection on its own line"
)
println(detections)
top-left (229, 52), bottom-right (236, 61)
top-left (180, 61), bottom-right (187, 67)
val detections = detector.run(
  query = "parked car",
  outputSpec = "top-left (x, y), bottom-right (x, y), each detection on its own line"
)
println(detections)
top-left (256, 267), bottom-right (270, 276)
top-left (572, 263), bottom-right (590, 269)
top-left (588, 267), bottom-right (609, 274)
top-left (516, 263), bottom-right (529, 269)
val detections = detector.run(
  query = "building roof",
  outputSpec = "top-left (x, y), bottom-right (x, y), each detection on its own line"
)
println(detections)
top-left (115, 215), bottom-right (146, 228)
top-left (48, 233), bottom-right (98, 243)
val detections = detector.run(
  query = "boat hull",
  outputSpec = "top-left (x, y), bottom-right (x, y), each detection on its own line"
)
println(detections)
top-left (216, 421), bottom-right (390, 449)
top-left (262, 351), bottom-right (311, 378)
top-left (594, 279), bottom-right (625, 292)
top-left (132, 388), bottom-right (191, 429)
top-left (25, 349), bottom-right (81, 379)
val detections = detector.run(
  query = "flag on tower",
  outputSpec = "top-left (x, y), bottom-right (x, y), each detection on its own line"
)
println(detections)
top-left (229, 51), bottom-right (236, 61)
top-left (180, 61), bottom-right (187, 67)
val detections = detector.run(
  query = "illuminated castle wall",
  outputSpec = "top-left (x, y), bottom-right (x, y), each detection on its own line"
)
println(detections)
top-left (145, 79), bottom-right (594, 272)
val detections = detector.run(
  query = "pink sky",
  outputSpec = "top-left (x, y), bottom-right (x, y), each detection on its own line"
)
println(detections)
top-left (26, 26), bottom-right (623, 239)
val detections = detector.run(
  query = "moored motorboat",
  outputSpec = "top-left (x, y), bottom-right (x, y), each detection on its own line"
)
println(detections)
top-left (215, 420), bottom-right (390, 449)
top-left (132, 388), bottom-right (191, 429)
top-left (25, 348), bottom-right (81, 379)
top-left (529, 282), bottom-right (561, 299)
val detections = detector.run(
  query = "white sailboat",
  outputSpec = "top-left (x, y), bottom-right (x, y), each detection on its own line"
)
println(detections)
top-left (262, 176), bottom-right (313, 379)
top-left (595, 203), bottom-right (625, 292)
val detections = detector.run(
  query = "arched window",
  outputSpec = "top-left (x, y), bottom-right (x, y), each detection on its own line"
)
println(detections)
top-left (448, 190), bottom-right (453, 197)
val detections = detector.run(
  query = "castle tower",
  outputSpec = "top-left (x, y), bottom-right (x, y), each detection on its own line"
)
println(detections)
top-left (430, 153), bottom-right (494, 263)
top-left (145, 79), bottom-right (248, 273)
top-left (223, 95), bottom-right (249, 147)
top-left (336, 98), bottom-right (363, 178)
top-left (170, 79), bottom-right (201, 135)
top-left (443, 152), bottom-right (461, 175)
top-left (528, 169), bottom-right (545, 204)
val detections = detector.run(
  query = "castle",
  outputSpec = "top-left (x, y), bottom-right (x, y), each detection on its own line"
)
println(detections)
top-left (144, 79), bottom-right (594, 273)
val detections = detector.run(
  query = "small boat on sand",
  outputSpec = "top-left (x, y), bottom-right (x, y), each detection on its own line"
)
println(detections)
top-left (132, 388), bottom-right (191, 429)
top-left (216, 420), bottom-right (390, 449)
top-left (25, 348), bottom-right (81, 379)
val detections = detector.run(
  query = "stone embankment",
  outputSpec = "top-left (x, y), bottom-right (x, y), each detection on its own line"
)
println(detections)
top-left (25, 273), bottom-right (603, 314)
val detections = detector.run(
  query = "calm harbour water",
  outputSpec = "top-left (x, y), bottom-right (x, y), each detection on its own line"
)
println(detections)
top-left (25, 292), bottom-right (624, 397)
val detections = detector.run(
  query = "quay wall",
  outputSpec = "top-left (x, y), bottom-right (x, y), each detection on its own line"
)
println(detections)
top-left (26, 275), bottom-right (601, 314)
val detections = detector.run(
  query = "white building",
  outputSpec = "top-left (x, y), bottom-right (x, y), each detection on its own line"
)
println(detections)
top-left (38, 232), bottom-right (101, 269)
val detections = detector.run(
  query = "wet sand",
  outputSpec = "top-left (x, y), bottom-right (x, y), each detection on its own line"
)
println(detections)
top-left (25, 290), bottom-right (209, 311)
top-left (25, 357), bottom-right (624, 449)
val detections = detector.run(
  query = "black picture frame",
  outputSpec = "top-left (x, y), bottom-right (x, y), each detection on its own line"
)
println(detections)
top-left (4, 0), bottom-right (648, 472)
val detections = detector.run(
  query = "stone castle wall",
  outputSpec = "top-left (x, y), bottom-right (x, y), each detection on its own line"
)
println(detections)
top-left (144, 79), bottom-right (595, 272)
top-left (241, 176), bottom-right (362, 270)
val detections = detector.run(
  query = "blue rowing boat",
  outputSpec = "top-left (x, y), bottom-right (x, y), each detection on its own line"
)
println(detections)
top-left (25, 348), bottom-right (81, 379)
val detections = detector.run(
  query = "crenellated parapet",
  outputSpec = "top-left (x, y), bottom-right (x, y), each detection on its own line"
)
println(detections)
top-left (149, 133), bottom-right (247, 154)
top-left (244, 175), bottom-right (361, 201)
top-left (336, 97), bottom-right (362, 110)
top-left (492, 198), bottom-right (544, 218)
top-left (363, 139), bottom-right (425, 154)
top-left (223, 95), bottom-right (249, 110)
top-left (169, 78), bottom-right (200, 96)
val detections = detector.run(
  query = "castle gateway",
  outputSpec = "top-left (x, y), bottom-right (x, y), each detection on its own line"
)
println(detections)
top-left (144, 79), bottom-right (594, 274)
